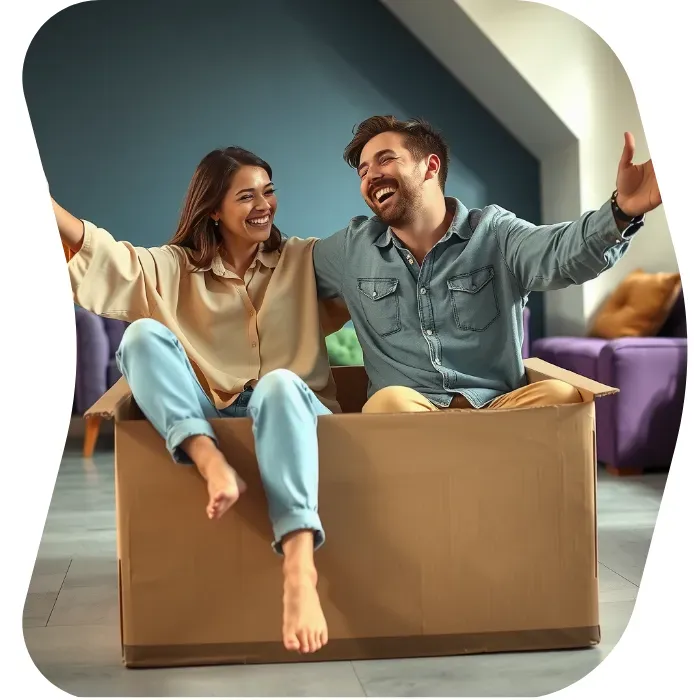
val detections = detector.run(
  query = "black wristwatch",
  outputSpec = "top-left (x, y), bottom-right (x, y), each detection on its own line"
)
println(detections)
top-left (610, 190), bottom-right (639, 223)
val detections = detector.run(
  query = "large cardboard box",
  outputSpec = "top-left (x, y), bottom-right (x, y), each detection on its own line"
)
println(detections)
top-left (87, 358), bottom-right (617, 668)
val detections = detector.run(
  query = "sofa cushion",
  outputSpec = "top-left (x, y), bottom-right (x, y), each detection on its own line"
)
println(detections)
top-left (107, 359), bottom-right (122, 391)
top-left (589, 269), bottom-right (681, 339)
top-left (326, 327), bottom-right (364, 366)
top-left (102, 318), bottom-right (129, 356)
top-left (531, 337), bottom-right (609, 382)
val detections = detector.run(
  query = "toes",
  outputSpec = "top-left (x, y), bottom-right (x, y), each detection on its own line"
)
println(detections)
top-left (284, 628), bottom-right (326, 654)
top-left (208, 492), bottom-right (235, 520)
top-left (284, 633), bottom-right (301, 652)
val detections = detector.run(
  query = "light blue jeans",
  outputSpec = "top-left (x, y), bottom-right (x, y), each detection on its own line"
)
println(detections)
top-left (115, 318), bottom-right (331, 554)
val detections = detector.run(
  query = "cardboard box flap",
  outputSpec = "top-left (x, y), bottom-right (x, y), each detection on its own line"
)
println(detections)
top-left (85, 377), bottom-right (133, 420)
top-left (524, 357), bottom-right (618, 398)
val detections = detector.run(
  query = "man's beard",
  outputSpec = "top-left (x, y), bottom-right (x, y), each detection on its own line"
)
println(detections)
top-left (368, 176), bottom-right (421, 228)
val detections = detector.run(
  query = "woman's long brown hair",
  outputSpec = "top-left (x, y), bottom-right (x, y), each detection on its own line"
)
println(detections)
top-left (168, 146), bottom-right (284, 270)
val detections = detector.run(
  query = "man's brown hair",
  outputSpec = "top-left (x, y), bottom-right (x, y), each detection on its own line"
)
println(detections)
top-left (343, 116), bottom-right (450, 191)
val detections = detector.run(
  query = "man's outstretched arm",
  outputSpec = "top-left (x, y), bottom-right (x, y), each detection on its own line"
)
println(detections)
top-left (496, 131), bottom-right (661, 294)
top-left (493, 199), bottom-right (641, 294)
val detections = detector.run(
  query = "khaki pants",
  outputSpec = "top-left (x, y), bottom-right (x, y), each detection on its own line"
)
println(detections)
top-left (362, 379), bottom-right (583, 413)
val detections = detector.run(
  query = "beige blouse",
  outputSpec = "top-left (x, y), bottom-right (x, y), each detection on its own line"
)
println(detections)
top-left (69, 221), bottom-right (349, 412)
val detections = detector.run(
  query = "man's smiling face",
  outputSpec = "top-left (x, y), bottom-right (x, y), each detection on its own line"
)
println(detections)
top-left (357, 131), bottom-right (426, 227)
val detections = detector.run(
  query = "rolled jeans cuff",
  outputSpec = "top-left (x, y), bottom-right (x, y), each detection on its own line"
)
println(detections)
top-left (271, 509), bottom-right (325, 556)
top-left (166, 418), bottom-right (218, 464)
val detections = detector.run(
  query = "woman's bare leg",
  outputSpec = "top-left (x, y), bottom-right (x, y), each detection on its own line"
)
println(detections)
top-left (115, 318), bottom-right (246, 519)
top-left (281, 530), bottom-right (328, 653)
top-left (247, 369), bottom-right (330, 654)
top-left (181, 435), bottom-right (247, 519)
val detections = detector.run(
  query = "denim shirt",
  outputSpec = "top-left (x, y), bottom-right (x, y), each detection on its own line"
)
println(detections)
top-left (313, 197), bottom-right (642, 408)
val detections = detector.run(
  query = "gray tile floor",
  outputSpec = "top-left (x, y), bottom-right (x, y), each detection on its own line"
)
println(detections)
top-left (24, 434), bottom-right (666, 697)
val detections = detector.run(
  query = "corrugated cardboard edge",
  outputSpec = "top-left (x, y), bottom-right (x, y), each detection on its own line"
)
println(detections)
top-left (593, 429), bottom-right (599, 577)
top-left (122, 626), bottom-right (601, 668)
top-left (118, 559), bottom-right (127, 666)
top-left (84, 377), bottom-right (132, 421)
top-left (84, 359), bottom-right (616, 422)
top-left (524, 357), bottom-right (619, 399)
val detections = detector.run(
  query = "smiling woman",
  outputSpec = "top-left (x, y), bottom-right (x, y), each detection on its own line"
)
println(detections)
top-left (167, 147), bottom-right (284, 278)
top-left (50, 144), bottom-right (351, 657)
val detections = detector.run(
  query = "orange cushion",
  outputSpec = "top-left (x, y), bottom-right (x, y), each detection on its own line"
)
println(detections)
top-left (589, 269), bottom-right (682, 339)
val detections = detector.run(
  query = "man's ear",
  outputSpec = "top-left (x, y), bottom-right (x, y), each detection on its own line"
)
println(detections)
top-left (424, 154), bottom-right (441, 184)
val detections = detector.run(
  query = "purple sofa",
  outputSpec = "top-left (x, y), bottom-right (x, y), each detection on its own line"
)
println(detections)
top-left (532, 290), bottom-right (687, 475)
top-left (74, 306), bottom-right (127, 455)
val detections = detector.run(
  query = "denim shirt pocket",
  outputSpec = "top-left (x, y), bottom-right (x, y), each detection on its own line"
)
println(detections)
top-left (357, 277), bottom-right (401, 337)
top-left (447, 266), bottom-right (500, 332)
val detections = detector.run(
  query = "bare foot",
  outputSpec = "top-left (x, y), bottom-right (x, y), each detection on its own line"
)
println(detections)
top-left (282, 567), bottom-right (328, 654)
top-left (201, 455), bottom-right (247, 520)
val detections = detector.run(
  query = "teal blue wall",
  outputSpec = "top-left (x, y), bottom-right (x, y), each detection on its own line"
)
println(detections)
top-left (25, 0), bottom-right (544, 339)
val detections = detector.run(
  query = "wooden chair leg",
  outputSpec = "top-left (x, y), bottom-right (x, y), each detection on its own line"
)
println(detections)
top-left (605, 464), bottom-right (644, 477)
top-left (83, 416), bottom-right (101, 458)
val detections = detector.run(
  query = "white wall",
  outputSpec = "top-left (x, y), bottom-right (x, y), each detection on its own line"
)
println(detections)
top-left (381, 0), bottom-right (678, 334)
top-left (459, 0), bottom-right (677, 327)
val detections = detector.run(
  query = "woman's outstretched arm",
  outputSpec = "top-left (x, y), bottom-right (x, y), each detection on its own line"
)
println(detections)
top-left (52, 197), bottom-right (85, 253)
top-left (52, 197), bottom-right (181, 322)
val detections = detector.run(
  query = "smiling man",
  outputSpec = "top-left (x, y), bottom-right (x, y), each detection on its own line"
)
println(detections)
top-left (312, 115), bottom-right (661, 413)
